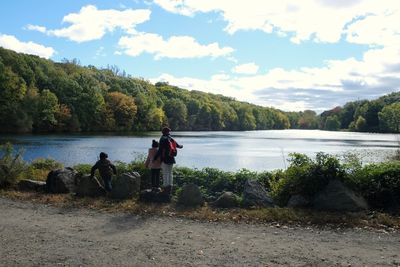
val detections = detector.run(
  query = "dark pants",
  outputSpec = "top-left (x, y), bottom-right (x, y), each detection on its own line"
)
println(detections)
top-left (102, 176), bottom-right (112, 192)
top-left (151, 168), bottom-right (161, 188)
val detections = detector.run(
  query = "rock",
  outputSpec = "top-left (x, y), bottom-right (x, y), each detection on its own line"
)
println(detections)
top-left (212, 191), bottom-right (239, 208)
top-left (177, 183), bottom-right (204, 207)
top-left (111, 172), bottom-right (141, 199)
top-left (17, 179), bottom-right (46, 192)
top-left (287, 195), bottom-right (310, 208)
top-left (242, 179), bottom-right (274, 207)
top-left (45, 168), bottom-right (77, 194)
top-left (139, 188), bottom-right (171, 203)
top-left (313, 179), bottom-right (369, 211)
top-left (75, 174), bottom-right (106, 197)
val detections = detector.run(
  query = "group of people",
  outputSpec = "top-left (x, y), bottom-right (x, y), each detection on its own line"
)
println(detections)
top-left (90, 127), bottom-right (182, 195)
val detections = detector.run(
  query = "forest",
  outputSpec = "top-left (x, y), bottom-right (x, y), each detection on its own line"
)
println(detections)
top-left (0, 47), bottom-right (399, 133)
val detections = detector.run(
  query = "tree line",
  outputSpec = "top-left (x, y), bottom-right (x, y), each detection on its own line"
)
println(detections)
top-left (0, 47), bottom-right (399, 133)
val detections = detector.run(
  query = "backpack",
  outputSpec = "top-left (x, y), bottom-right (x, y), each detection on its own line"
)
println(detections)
top-left (168, 138), bottom-right (178, 157)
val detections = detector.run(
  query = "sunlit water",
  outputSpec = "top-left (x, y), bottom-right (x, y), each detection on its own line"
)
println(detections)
top-left (0, 130), bottom-right (399, 171)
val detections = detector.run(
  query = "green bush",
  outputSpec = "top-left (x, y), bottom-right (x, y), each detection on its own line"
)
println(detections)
top-left (269, 152), bottom-right (345, 206)
top-left (25, 158), bottom-right (63, 181)
top-left (0, 143), bottom-right (27, 187)
top-left (30, 158), bottom-right (63, 170)
top-left (348, 161), bottom-right (400, 208)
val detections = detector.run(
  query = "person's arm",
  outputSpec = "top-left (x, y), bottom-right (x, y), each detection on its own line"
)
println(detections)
top-left (145, 152), bottom-right (150, 168)
top-left (90, 162), bottom-right (98, 177)
top-left (110, 162), bottom-right (117, 175)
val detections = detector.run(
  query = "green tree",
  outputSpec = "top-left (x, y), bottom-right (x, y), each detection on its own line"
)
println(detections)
top-left (106, 92), bottom-right (137, 130)
top-left (379, 103), bottom-right (400, 132)
top-left (164, 98), bottom-right (188, 130)
top-left (354, 116), bottom-right (367, 132)
top-left (324, 115), bottom-right (340, 131)
top-left (34, 89), bottom-right (59, 131)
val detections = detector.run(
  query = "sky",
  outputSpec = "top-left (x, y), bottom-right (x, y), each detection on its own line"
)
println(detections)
top-left (0, 0), bottom-right (399, 112)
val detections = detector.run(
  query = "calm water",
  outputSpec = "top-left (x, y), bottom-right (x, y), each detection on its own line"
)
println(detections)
top-left (0, 130), bottom-right (399, 171)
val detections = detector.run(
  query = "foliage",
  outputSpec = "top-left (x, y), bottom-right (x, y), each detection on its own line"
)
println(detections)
top-left (378, 103), bottom-right (400, 133)
top-left (0, 47), bottom-right (289, 133)
top-left (0, 143), bottom-right (27, 187)
top-left (347, 161), bottom-right (400, 209)
top-left (25, 158), bottom-right (63, 181)
top-left (269, 153), bottom-right (346, 206)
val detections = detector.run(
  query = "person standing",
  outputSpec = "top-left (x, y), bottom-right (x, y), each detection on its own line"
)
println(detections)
top-left (145, 140), bottom-right (162, 190)
top-left (154, 127), bottom-right (183, 195)
top-left (90, 152), bottom-right (117, 192)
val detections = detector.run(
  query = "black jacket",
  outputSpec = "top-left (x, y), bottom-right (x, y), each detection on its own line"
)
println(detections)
top-left (154, 134), bottom-right (181, 165)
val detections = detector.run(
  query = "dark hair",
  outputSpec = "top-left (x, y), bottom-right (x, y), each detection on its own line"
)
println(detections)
top-left (99, 152), bottom-right (108, 159)
top-left (162, 127), bottom-right (171, 135)
top-left (152, 140), bottom-right (159, 148)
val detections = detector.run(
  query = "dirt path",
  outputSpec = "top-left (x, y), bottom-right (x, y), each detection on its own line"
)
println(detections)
top-left (0, 197), bottom-right (399, 267)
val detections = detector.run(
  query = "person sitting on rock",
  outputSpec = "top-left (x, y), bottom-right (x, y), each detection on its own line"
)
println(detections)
top-left (145, 140), bottom-right (162, 191)
top-left (90, 152), bottom-right (117, 192)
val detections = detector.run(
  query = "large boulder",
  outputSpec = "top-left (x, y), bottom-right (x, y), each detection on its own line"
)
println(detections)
top-left (139, 188), bottom-right (171, 203)
top-left (75, 174), bottom-right (106, 197)
top-left (212, 191), bottom-right (239, 208)
top-left (287, 195), bottom-right (310, 208)
top-left (177, 183), bottom-right (204, 207)
top-left (45, 168), bottom-right (77, 193)
top-left (111, 172), bottom-right (141, 200)
top-left (242, 179), bottom-right (274, 207)
top-left (313, 179), bottom-right (369, 212)
top-left (17, 179), bottom-right (46, 192)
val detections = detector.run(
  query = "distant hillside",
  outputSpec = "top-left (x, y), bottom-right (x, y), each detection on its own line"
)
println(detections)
top-left (0, 47), bottom-right (289, 133)
top-left (0, 47), bottom-right (398, 133)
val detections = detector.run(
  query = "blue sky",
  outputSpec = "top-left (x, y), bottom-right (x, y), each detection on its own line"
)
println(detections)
top-left (0, 0), bottom-right (399, 112)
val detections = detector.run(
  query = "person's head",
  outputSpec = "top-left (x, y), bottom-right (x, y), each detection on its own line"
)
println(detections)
top-left (162, 127), bottom-right (171, 135)
top-left (152, 139), bottom-right (159, 148)
top-left (99, 152), bottom-right (108, 159)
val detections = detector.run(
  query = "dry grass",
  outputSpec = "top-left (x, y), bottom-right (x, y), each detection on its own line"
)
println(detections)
top-left (1, 189), bottom-right (399, 231)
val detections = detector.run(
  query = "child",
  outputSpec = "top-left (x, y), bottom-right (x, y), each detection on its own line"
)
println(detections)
top-left (145, 140), bottom-right (162, 190)
top-left (90, 152), bottom-right (117, 192)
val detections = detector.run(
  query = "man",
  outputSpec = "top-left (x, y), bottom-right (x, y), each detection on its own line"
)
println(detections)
top-left (154, 127), bottom-right (183, 196)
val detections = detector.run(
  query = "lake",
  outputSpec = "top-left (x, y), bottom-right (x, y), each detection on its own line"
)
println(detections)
top-left (0, 130), bottom-right (399, 171)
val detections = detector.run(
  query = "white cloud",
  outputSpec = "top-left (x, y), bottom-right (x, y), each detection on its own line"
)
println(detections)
top-left (43, 5), bottom-right (151, 42)
top-left (154, 0), bottom-right (400, 45)
top-left (118, 32), bottom-right (234, 59)
top-left (25, 24), bottom-right (47, 33)
top-left (150, 46), bottom-right (400, 111)
top-left (232, 63), bottom-right (259, 74)
top-left (0, 34), bottom-right (55, 59)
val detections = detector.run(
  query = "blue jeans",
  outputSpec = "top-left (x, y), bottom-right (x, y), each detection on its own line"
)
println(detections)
top-left (102, 176), bottom-right (112, 192)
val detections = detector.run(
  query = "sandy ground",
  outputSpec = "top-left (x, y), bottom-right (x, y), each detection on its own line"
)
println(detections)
top-left (0, 197), bottom-right (399, 267)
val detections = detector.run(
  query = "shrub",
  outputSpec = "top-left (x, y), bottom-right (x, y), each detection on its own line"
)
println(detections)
top-left (26, 158), bottom-right (63, 181)
top-left (348, 161), bottom-right (400, 208)
top-left (0, 143), bottom-right (27, 187)
top-left (269, 152), bottom-right (346, 206)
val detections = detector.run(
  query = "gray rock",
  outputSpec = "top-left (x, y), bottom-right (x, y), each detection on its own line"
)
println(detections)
top-left (287, 195), bottom-right (310, 208)
top-left (17, 179), bottom-right (46, 192)
top-left (177, 183), bottom-right (204, 207)
top-left (45, 168), bottom-right (77, 194)
top-left (313, 179), bottom-right (369, 211)
top-left (212, 191), bottom-right (239, 208)
top-left (139, 188), bottom-right (170, 203)
top-left (242, 179), bottom-right (274, 207)
top-left (111, 172), bottom-right (141, 199)
top-left (75, 174), bottom-right (105, 197)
